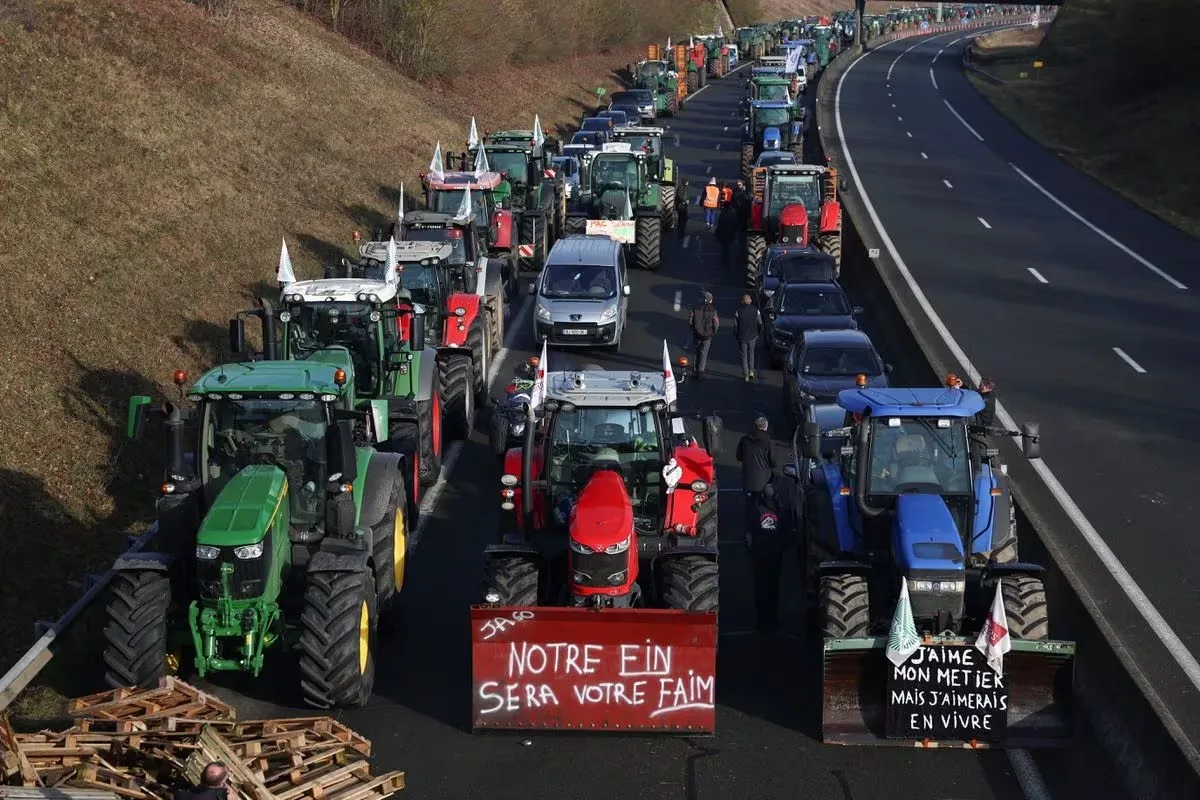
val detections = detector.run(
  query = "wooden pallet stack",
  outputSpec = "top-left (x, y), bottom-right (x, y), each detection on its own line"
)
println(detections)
top-left (0, 678), bottom-right (404, 800)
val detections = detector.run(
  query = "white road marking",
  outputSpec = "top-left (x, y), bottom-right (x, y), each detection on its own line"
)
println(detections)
top-left (906, 131), bottom-right (913, 138)
top-left (685, 62), bottom-right (755, 102)
top-left (836, 32), bottom-right (1200, 721)
top-left (1009, 749), bottom-right (1052, 800)
top-left (683, 235), bottom-right (691, 249)
top-left (1027, 267), bottom-right (1049, 283)
top-left (930, 67), bottom-right (939, 90)
top-left (705, 165), bottom-right (712, 174)
top-left (715, 143), bottom-right (722, 150)
top-left (892, 103), bottom-right (896, 108)
top-left (1112, 347), bottom-right (1147, 373)
top-left (724, 126), bottom-right (728, 131)
top-left (897, 115), bottom-right (903, 121)
top-left (920, 152), bottom-right (928, 159)
top-left (886, 36), bottom-right (929, 82)
top-left (1008, 163), bottom-right (1189, 290)
top-left (943, 179), bottom-right (953, 189)
top-left (673, 290), bottom-right (682, 311)
top-left (943, 98), bottom-right (984, 141)
top-left (978, 217), bottom-right (992, 229)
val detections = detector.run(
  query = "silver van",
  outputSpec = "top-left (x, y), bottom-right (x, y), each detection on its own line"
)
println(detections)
top-left (530, 235), bottom-right (630, 350)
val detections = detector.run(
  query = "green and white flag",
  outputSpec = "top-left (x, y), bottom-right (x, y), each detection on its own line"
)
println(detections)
top-left (886, 581), bottom-right (922, 667)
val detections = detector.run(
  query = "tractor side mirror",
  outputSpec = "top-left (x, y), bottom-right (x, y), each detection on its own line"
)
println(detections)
top-left (411, 308), bottom-right (427, 351)
top-left (127, 395), bottom-right (153, 440)
top-left (527, 280), bottom-right (538, 296)
top-left (1021, 422), bottom-right (1041, 460)
top-left (802, 421), bottom-right (822, 459)
top-left (622, 285), bottom-right (631, 296)
top-left (701, 414), bottom-right (724, 457)
top-left (327, 420), bottom-right (359, 485)
top-left (229, 317), bottom-right (246, 355)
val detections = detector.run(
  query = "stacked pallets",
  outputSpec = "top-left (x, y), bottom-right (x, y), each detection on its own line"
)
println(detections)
top-left (0, 678), bottom-right (404, 800)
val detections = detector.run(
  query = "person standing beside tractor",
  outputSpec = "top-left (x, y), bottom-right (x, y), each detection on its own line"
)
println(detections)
top-left (736, 414), bottom-right (779, 547)
top-left (702, 178), bottom-right (720, 230)
top-left (749, 482), bottom-right (795, 634)
top-left (688, 290), bottom-right (719, 379)
top-left (734, 294), bottom-right (762, 381)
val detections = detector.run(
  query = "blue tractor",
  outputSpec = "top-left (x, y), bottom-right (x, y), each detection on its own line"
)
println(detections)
top-left (795, 387), bottom-right (1075, 746)
top-left (740, 100), bottom-right (804, 182)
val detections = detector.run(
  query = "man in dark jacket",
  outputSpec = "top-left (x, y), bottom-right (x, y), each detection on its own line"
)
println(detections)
top-left (677, 179), bottom-right (690, 238)
top-left (688, 291), bottom-right (719, 379)
top-left (715, 205), bottom-right (740, 269)
top-left (734, 294), bottom-right (762, 381)
top-left (736, 415), bottom-right (778, 546)
top-left (975, 377), bottom-right (997, 429)
top-left (750, 481), bottom-right (794, 633)
top-left (733, 180), bottom-right (751, 229)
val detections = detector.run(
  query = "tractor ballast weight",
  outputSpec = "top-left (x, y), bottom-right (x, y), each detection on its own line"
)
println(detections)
top-left (566, 143), bottom-right (663, 271)
top-left (110, 361), bottom-right (410, 709)
top-left (741, 101), bottom-right (804, 182)
top-left (471, 346), bottom-right (724, 732)
top-left (609, 126), bottom-right (680, 233)
top-left (793, 388), bottom-right (1073, 747)
top-left (745, 164), bottom-right (843, 289)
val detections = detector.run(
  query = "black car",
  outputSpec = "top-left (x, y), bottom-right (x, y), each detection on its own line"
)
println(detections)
top-left (756, 245), bottom-right (838, 305)
top-left (570, 131), bottom-right (602, 149)
top-left (782, 329), bottom-right (892, 416)
top-left (608, 90), bottom-right (652, 123)
top-left (763, 279), bottom-right (862, 368)
top-left (596, 109), bottom-right (631, 129)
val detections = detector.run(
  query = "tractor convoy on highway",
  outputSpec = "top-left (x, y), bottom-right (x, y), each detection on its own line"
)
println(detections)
top-left (26, 6), bottom-right (1068, 778)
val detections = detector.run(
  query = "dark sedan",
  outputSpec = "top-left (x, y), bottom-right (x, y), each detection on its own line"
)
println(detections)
top-left (764, 279), bottom-right (862, 368)
top-left (782, 328), bottom-right (892, 416)
top-left (756, 245), bottom-right (838, 306)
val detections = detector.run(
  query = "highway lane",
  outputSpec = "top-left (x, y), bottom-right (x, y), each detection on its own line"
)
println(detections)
top-left (833, 24), bottom-right (1200, 753)
top-left (185, 57), bottom-right (1123, 800)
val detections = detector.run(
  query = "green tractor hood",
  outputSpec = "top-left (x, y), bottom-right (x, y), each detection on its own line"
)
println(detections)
top-left (197, 465), bottom-right (289, 549)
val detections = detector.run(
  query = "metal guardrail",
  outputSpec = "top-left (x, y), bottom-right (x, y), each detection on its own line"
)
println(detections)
top-left (0, 525), bottom-right (156, 712)
top-left (963, 49), bottom-right (1007, 85)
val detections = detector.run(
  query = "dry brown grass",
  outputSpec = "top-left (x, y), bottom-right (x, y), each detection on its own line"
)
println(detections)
top-left (0, 0), bottom-right (684, 671)
top-left (973, 26), bottom-right (1044, 51)
top-left (755, 0), bottom-right (897, 21)
top-left (968, 0), bottom-right (1200, 239)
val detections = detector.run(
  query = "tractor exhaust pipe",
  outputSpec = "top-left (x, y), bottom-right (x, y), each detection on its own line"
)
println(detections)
top-left (260, 298), bottom-right (278, 360)
top-left (855, 413), bottom-right (884, 518)
top-left (164, 402), bottom-right (191, 481)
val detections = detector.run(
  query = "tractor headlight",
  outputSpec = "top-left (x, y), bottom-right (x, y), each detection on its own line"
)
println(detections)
top-left (607, 570), bottom-right (628, 586)
top-left (690, 480), bottom-right (709, 492)
top-left (570, 540), bottom-right (594, 555)
top-left (195, 545), bottom-right (220, 560)
top-left (536, 302), bottom-right (552, 321)
top-left (907, 578), bottom-right (965, 594)
top-left (603, 535), bottom-right (632, 555)
top-left (599, 304), bottom-right (618, 323)
top-left (234, 542), bottom-right (264, 560)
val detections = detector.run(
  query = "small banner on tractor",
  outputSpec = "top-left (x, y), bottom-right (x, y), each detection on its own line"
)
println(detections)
top-left (585, 220), bottom-right (636, 244)
top-left (471, 606), bottom-right (718, 733)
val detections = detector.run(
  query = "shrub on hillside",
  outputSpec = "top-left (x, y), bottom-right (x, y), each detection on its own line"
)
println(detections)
top-left (287, 0), bottom-right (720, 77)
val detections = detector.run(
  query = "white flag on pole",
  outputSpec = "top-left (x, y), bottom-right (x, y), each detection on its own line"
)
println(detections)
top-left (454, 184), bottom-right (473, 223)
top-left (383, 236), bottom-right (398, 285)
top-left (666, 36), bottom-right (672, 53)
top-left (885, 581), bottom-right (922, 667)
top-left (397, 182), bottom-right (405, 223)
top-left (975, 580), bottom-right (1012, 676)
top-left (529, 339), bottom-right (549, 410)
top-left (474, 142), bottom-right (490, 175)
top-left (429, 141), bottom-right (445, 181)
top-left (533, 114), bottom-right (544, 147)
top-left (468, 117), bottom-right (480, 149)
top-left (662, 340), bottom-right (677, 406)
top-left (622, 191), bottom-right (633, 219)
top-left (277, 238), bottom-right (296, 287)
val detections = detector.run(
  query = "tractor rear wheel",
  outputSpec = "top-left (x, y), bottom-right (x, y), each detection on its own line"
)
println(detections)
top-left (299, 569), bottom-right (377, 709)
top-left (818, 231), bottom-right (842, 272)
top-left (519, 212), bottom-right (549, 271)
top-left (698, 69), bottom-right (707, 89)
top-left (790, 141), bottom-right (804, 162)
top-left (387, 418), bottom-right (428, 516)
top-left (466, 321), bottom-right (488, 402)
top-left (1001, 575), bottom-right (1049, 641)
top-left (565, 215), bottom-right (587, 236)
top-left (660, 555), bottom-right (719, 612)
top-left (482, 556), bottom-right (540, 606)
top-left (102, 570), bottom-right (173, 689)
top-left (745, 232), bottom-right (767, 290)
top-left (439, 352), bottom-right (475, 442)
top-left (820, 573), bottom-right (870, 638)
top-left (740, 143), bottom-right (755, 182)
top-left (664, 90), bottom-right (678, 117)
top-left (661, 184), bottom-right (677, 231)
top-left (416, 395), bottom-right (443, 485)
top-left (695, 485), bottom-right (718, 548)
top-left (635, 216), bottom-right (662, 270)
top-left (687, 71), bottom-right (698, 93)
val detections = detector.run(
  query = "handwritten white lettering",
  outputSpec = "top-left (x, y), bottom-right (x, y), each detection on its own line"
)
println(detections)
top-left (478, 610), bottom-right (536, 642)
top-left (888, 645), bottom-right (1008, 737)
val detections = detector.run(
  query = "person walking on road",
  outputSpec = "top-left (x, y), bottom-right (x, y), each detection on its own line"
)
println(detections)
top-left (688, 291), bottom-right (719, 379)
top-left (702, 178), bottom-right (720, 230)
top-left (733, 180), bottom-right (751, 229)
top-left (677, 178), bottom-right (690, 238)
top-left (736, 414), bottom-right (779, 547)
top-left (734, 294), bottom-right (763, 380)
top-left (715, 205), bottom-right (740, 269)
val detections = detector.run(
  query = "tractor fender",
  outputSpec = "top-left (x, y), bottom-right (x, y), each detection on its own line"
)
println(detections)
top-left (308, 548), bottom-right (371, 575)
top-left (492, 209), bottom-right (515, 250)
top-left (113, 552), bottom-right (173, 572)
top-left (980, 562), bottom-right (1047, 584)
top-left (816, 558), bottom-right (872, 578)
top-left (414, 347), bottom-right (437, 402)
top-left (819, 199), bottom-right (841, 233)
top-left (484, 541), bottom-right (543, 563)
top-left (359, 452), bottom-right (404, 529)
top-left (442, 292), bottom-right (481, 347)
top-left (482, 258), bottom-right (506, 299)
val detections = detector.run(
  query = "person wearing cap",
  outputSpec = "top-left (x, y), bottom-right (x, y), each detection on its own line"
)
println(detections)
top-left (945, 373), bottom-right (964, 389)
top-left (688, 291), bottom-right (719, 379)
top-left (736, 414), bottom-right (779, 547)
top-left (702, 178), bottom-right (720, 230)
top-left (975, 377), bottom-right (997, 429)
top-left (733, 294), bottom-right (762, 380)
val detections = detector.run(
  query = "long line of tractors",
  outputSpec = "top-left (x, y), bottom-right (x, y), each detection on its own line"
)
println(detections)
top-left (95, 5), bottom-right (1070, 751)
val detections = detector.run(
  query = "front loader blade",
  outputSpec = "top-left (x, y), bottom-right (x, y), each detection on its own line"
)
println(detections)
top-left (471, 606), bottom-right (718, 733)
top-left (822, 637), bottom-right (1075, 748)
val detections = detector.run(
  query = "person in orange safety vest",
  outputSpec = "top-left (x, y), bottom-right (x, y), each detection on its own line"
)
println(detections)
top-left (702, 178), bottom-right (720, 229)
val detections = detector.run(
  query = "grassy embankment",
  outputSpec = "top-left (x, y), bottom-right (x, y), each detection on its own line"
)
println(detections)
top-left (0, 0), bottom-right (737, 676)
top-left (967, 0), bottom-right (1200, 238)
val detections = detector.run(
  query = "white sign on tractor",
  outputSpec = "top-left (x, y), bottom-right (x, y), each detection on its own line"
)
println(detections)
top-left (586, 220), bottom-right (636, 244)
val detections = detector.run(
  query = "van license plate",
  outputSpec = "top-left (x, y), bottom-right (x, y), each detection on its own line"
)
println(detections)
top-left (561, 329), bottom-right (588, 336)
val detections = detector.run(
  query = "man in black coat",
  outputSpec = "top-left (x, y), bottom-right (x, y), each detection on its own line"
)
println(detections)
top-left (749, 481), bottom-right (797, 633)
top-left (688, 291), bottom-right (719, 379)
top-left (733, 294), bottom-right (763, 381)
top-left (736, 414), bottom-right (778, 546)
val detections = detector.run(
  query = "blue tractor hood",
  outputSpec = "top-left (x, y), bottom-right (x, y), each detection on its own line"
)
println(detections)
top-left (762, 126), bottom-right (782, 150)
top-left (892, 493), bottom-right (965, 571)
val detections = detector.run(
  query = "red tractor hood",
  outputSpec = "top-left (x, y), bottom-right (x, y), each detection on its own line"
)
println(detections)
top-left (570, 469), bottom-right (633, 552)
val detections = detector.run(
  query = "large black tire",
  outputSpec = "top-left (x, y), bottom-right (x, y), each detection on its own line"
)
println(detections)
top-left (415, 396), bottom-right (442, 485)
top-left (371, 475), bottom-right (408, 612)
top-left (661, 184), bottom-right (677, 231)
top-left (740, 143), bottom-right (755, 182)
top-left (102, 570), bottom-right (172, 689)
top-left (1001, 575), bottom-right (1049, 641)
top-left (299, 569), bottom-right (378, 709)
top-left (635, 216), bottom-right (662, 270)
top-left (386, 420), bottom-right (424, 523)
top-left (565, 215), bottom-right (587, 236)
top-left (660, 555), bottom-right (719, 612)
top-left (519, 211), bottom-right (550, 271)
top-left (819, 573), bottom-right (870, 638)
top-left (664, 90), bottom-right (678, 117)
top-left (482, 555), bottom-right (540, 606)
top-left (439, 352), bottom-right (475, 442)
top-left (466, 321), bottom-right (487, 402)
top-left (991, 500), bottom-right (1019, 563)
top-left (694, 484), bottom-right (718, 548)
top-left (487, 288), bottom-right (505, 361)
top-left (745, 232), bottom-right (767, 290)
top-left (818, 231), bottom-right (842, 273)
top-left (698, 68), bottom-right (707, 89)
top-left (488, 406), bottom-right (510, 457)
top-left (687, 71), bottom-right (698, 93)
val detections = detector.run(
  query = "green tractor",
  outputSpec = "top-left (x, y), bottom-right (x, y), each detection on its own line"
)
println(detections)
top-left (632, 52), bottom-right (680, 118)
top-left (565, 143), bottom-right (663, 271)
top-left (740, 100), bottom-right (805, 182)
top-left (608, 126), bottom-right (680, 233)
top-left (104, 352), bottom-right (410, 709)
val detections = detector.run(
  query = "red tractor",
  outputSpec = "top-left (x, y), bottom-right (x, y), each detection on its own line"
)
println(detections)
top-left (470, 344), bottom-right (724, 732)
top-left (745, 163), bottom-right (845, 291)
top-left (420, 169), bottom-right (518, 267)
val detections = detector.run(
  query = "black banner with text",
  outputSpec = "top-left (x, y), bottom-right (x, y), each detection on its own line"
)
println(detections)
top-left (885, 645), bottom-right (1009, 741)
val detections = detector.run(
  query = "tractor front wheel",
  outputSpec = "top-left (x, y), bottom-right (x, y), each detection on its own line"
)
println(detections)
top-left (661, 184), bottom-right (677, 231)
top-left (687, 71), bottom-right (698, 93)
top-left (299, 569), bottom-right (378, 709)
top-left (371, 475), bottom-right (409, 613)
top-left (635, 216), bottom-right (662, 271)
top-left (664, 90), bottom-right (678, 117)
top-left (740, 143), bottom-right (755, 183)
top-left (482, 556), bottom-right (540, 606)
top-left (102, 570), bottom-right (173, 689)
top-left (660, 555), bottom-right (719, 612)
top-left (1001, 575), bottom-right (1050, 641)
top-left (439, 352), bottom-right (475, 442)
top-left (745, 232), bottom-right (767, 290)
top-left (519, 212), bottom-right (549, 271)
top-left (695, 485), bottom-right (718, 548)
top-left (818, 231), bottom-right (842, 273)
top-left (565, 215), bottom-right (587, 236)
top-left (820, 573), bottom-right (870, 638)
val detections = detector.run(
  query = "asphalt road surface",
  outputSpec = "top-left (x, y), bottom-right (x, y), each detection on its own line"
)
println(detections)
top-left (832, 23), bottom-right (1200, 763)
top-left (194, 57), bottom-right (1127, 800)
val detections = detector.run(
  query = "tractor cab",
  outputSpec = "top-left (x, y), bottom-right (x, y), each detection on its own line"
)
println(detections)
top-left (609, 126), bottom-right (664, 174)
top-left (744, 100), bottom-right (798, 154)
top-left (751, 164), bottom-right (828, 240)
top-left (748, 75), bottom-right (793, 103)
top-left (400, 210), bottom-right (481, 273)
top-left (581, 144), bottom-right (650, 219)
top-left (420, 170), bottom-right (512, 250)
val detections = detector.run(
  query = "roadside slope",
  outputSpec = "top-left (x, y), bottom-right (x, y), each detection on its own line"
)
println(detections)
top-left (0, 0), bottom-right (701, 667)
top-left (967, 0), bottom-right (1200, 237)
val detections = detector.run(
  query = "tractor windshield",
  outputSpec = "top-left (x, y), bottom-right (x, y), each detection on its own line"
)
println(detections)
top-left (285, 302), bottom-right (381, 394)
top-left (615, 135), bottom-right (660, 158)
top-left (758, 84), bottom-right (790, 101)
top-left (200, 397), bottom-right (330, 527)
top-left (590, 156), bottom-right (639, 192)
top-left (754, 107), bottom-right (790, 128)
top-left (866, 417), bottom-right (971, 496)
top-left (488, 150), bottom-right (530, 186)
top-left (432, 188), bottom-right (488, 220)
top-left (768, 175), bottom-right (821, 216)
top-left (639, 62), bottom-right (667, 78)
